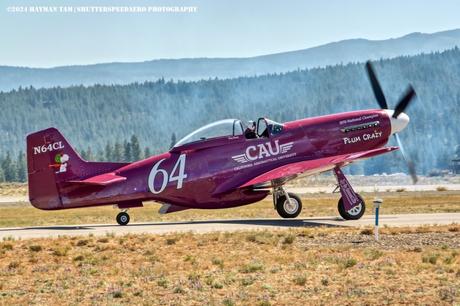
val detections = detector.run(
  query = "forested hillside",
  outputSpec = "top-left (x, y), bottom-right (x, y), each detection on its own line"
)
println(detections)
top-left (1, 48), bottom-right (460, 179)
top-left (1, 29), bottom-right (460, 91)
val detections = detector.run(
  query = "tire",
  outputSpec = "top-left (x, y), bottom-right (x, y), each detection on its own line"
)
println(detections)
top-left (116, 212), bottom-right (130, 226)
top-left (276, 193), bottom-right (302, 218)
top-left (338, 195), bottom-right (365, 220)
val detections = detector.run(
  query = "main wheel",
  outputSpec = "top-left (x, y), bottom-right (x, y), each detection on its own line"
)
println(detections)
top-left (337, 195), bottom-right (365, 220)
top-left (276, 193), bottom-right (302, 218)
top-left (116, 212), bottom-right (130, 225)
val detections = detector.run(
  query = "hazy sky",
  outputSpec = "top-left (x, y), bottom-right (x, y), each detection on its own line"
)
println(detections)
top-left (1, 0), bottom-right (460, 67)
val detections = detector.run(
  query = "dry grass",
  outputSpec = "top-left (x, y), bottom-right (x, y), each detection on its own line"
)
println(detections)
top-left (0, 191), bottom-right (459, 228)
top-left (0, 226), bottom-right (458, 305)
top-left (0, 183), bottom-right (27, 197)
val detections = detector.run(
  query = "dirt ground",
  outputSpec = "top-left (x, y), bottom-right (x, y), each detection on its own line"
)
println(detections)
top-left (0, 225), bottom-right (458, 305)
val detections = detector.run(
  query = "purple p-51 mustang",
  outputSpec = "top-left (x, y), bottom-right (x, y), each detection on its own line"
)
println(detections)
top-left (26, 61), bottom-right (417, 225)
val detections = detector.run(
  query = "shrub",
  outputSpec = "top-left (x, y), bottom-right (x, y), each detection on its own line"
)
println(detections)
top-left (76, 239), bottom-right (89, 246)
top-left (157, 276), bottom-right (168, 288)
top-left (241, 277), bottom-right (255, 286)
top-left (240, 261), bottom-right (264, 273)
top-left (341, 258), bottom-right (357, 269)
top-left (223, 298), bottom-right (235, 306)
top-left (293, 274), bottom-right (307, 286)
top-left (211, 281), bottom-right (223, 289)
top-left (422, 253), bottom-right (439, 265)
top-left (112, 290), bottom-right (123, 298)
top-left (52, 247), bottom-right (69, 257)
top-left (173, 286), bottom-right (184, 294)
top-left (212, 257), bottom-right (224, 268)
top-left (2, 243), bottom-right (13, 250)
top-left (364, 248), bottom-right (383, 260)
top-left (282, 234), bottom-right (295, 245)
top-left (166, 238), bottom-right (177, 245)
top-left (360, 228), bottom-right (373, 235)
top-left (29, 245), bottom-right (42, 252)
top-left (73, 255), bottom-right (84, 261)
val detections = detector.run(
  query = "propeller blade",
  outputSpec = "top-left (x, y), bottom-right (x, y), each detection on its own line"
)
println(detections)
top-left (394, 134), bottom-right (418, 184)
top-left (365, 61), bottom-right (388, 109)
top-left (393, 86), bottom-right (416, 118)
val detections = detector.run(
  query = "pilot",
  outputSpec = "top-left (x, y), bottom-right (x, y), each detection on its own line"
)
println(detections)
top-left (244, 120), bottom-right (257, 139)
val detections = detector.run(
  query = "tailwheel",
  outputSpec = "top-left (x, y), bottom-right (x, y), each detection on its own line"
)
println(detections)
top-left (337, 195), bottom-right (365, 220)
top-left (116, 211), bottom-right (130, 226)
top-left (276, 192), bottom-right (302, 218)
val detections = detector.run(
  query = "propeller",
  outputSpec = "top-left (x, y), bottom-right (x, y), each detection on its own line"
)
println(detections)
top-left (365, 61), bottom-right (418, 183)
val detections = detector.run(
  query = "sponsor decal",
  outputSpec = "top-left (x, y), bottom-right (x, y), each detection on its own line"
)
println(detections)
top-left (49, 153), bottom-right (69, 174)
top-left (231, 140), bottom-right (296, 171)
top-left (33, 141), bottom-right (64, 155)
top-left (342, 130), bottom-right (382, 145)
top-left (232, 140), bottom-right (293, 164)
top-left (339, 114), bottom-right (379, 125)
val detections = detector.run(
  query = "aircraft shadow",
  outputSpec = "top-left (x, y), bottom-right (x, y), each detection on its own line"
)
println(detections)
top-left (0, 218), bottom-right (347, 231)
top-left (125, 218), bottom-right (345, 228)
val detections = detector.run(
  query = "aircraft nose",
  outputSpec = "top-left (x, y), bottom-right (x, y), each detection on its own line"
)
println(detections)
top-left (383, 110), bottom-right (410, 134)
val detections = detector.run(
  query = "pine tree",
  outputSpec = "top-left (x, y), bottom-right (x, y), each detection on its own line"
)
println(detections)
top-left (80, 149), bottom-right (88, 160)
top-left (124, 140), bottom-right (132, 162)
top-left (0, 167), bottom-right (5, 182)
top-left (16, 151), bottom-right (27, 182)
top-left (113, 142), bottom-right (123, 162)
top-left (105, 142), bottom-right (114, 161)
top-left (85, 146), bottom-right (94, 161)
top-left (96, 150), bottom-right (105, 161)
top-left (2, 152), bottom-right (17, 182)
top-left (130, 135), bottom-right (141, 161)
top-left (144, 147), bottom-right (152, 159)
top-left (170, 132), bottom-right (177, 149)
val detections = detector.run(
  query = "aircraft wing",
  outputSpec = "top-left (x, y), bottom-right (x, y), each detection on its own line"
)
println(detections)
top-left (239, 146), bottom-right (398, 189)
top-left (68, 172), bottom-right (127, 186)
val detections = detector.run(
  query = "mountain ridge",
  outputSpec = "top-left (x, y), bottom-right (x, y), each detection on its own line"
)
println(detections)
top-left (1, 29), bottom-right (460, 91)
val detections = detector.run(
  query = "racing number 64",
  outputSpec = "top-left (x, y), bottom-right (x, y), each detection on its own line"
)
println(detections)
top-left (148, 154), bottom-right (187, 194)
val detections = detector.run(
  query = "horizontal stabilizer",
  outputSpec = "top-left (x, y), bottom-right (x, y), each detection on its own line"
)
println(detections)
top-left (68, 173), bottom-right (126, 186)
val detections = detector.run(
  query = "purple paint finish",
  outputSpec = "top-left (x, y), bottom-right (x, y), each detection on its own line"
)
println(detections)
top-left (333, 166), bottom-right (360, 211)
top-left (26, 109), bottom-right (396, 213)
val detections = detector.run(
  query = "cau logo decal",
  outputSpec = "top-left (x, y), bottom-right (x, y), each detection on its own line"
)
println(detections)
top-left (232, 140), bottom-right (293, 164)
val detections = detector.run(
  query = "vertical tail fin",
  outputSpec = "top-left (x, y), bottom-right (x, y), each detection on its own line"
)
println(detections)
top-left (27, 127), bottom-right (127, 210)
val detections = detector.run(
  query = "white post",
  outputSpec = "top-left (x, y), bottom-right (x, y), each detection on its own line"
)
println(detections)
top-left (373, 198), bottom-right (383, 241)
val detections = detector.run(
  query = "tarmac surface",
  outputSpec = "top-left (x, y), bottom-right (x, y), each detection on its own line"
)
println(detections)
top-left (0, 213), bottom-right (459, 240)
top-left (2, 184), bottom-right (460, 204)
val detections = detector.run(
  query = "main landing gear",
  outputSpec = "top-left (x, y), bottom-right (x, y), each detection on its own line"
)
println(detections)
top-left (116, 210), bottom-right (130, 226)
top-left (333, 166), bottom-right (366, 220)
top-left (337, 194), bottom-right (365, 220)
top-left (273, 186), bottom-right (302, 218)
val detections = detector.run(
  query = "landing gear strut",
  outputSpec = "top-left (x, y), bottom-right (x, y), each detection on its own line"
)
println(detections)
top-left (116, 211), bottom-right (130, 226)
top-left (333, 166), bottom-right (366, 220)
top-left (273, 186), bottom-right (302, 218)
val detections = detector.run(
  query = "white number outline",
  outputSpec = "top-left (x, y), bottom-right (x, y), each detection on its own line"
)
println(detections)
top-left (148, 154), bottom-right (187, 194)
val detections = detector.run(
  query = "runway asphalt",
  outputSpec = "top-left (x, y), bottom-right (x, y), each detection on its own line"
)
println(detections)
top-left (0, 213), bottom-right (458, 240)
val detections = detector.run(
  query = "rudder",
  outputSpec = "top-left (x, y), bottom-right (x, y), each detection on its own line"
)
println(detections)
top-left (26, 127), bottom-right (127, 210)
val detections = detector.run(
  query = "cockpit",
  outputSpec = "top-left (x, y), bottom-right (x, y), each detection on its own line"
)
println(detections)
top-left (173, 118), bottom-right (284, 148)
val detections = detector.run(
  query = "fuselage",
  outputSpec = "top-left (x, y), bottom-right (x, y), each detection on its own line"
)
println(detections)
top-left (56, 109), bottom-right (393, 210)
